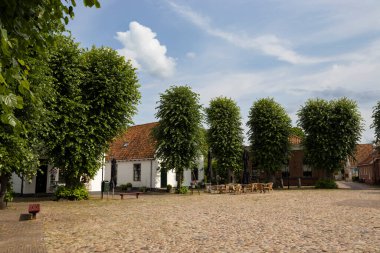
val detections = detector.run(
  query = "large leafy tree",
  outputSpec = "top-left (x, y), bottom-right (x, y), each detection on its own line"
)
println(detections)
top-left (0, 0), bottom-right (99, 208)
top-left (0, 0), bottom-right (100, 128)
top-left (44, 36), bottom-right (140, 187)
top-left (372, 101), bottom-right (380, 146)
top-left (154, 86), bottom-right (203, 189)
top-left (247, 98), bottom-right (291, 182)
top-left (0, 51), bottom-right (53, 209)
top-left (297, 98), bottom-right (362, 178)
top-left (205, 97), bottom-right (243, 183)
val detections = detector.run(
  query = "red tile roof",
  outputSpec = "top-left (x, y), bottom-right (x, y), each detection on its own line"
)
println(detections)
top-left (106, 122), bottom-right (158, 161)
top-left (289, 135), bottom-right (302, 145)
top-left (350, 144), bottom-right (373, 166)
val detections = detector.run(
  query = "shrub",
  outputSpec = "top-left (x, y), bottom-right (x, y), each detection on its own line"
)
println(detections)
top-left (4, 180), bottom-right (14, 205)
top-left (120, 184), bottom-right (129, 191)
top-left (166, 184), bottom-right (172, 192)
top-left (139, 186), bottom-right (147, 192)
top-left (126, 182), bottom-right (132, 188)
top-left (178, 186), bottom-right (189, 194)
top-left (315, 179), bottom-right (338, 189)
top-left (55, 185), bottom-right (89, 200)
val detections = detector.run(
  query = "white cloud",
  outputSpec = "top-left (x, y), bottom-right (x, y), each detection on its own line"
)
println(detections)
top-left (168, 2), bottom-right (325, 65)
top-left (115, 21), bottom-right (176, 78)
top-left (186, 52), bottom-right (196, 59)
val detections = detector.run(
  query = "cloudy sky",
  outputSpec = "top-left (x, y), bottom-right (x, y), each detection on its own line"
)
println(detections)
top-left (68, 0), bottom-right (380, 143)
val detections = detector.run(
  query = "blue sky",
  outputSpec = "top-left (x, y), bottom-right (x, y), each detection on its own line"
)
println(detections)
top-left (67, 0), bottom-right (380, 143)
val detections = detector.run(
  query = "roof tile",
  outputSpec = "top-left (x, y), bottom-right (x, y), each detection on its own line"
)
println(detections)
top-left (106, 122), bottom-right (158, 161)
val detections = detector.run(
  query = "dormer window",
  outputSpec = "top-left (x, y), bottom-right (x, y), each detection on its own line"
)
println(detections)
top-left (123, 142), bottom-right (129, 147)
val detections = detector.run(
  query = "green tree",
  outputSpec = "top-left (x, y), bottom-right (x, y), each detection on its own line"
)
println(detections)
top-left (297, 98), bottom-right (362, 178)
top-left (247, 98), bottom-right (291, 182)
top-left (0, 0), bottom-right (100, 208)
top-left (0, 52), bottom-right (53, 209)
top-left (372, 101), bottom-right (380, 146)
top-left (154, 86), bottom-right (203, 189)
top-left (205, 97), bottom-right (243, 183)
top-left (290, 127), bottom-right (305, 139)
top-left (0, 0), bottom-right (100, 128)
top-left (44, 36), bottom-right (140, 187)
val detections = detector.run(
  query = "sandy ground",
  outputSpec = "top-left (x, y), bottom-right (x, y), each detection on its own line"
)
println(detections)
top-left (43, 189), bottom-right (380, 253)
top-left (1, 188), bottom-right (379, 253)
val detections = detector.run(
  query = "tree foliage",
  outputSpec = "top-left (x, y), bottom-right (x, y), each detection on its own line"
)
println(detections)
top-left (205, 97), bottom-right (243, 182)
top-left (372, 101), bottom-right (380, 146)
top-left (297, 98), bottom-right (362, 177)
top-left (0, 49), bottom-right (53, 209)
top-left (44, 36), bottom-right (140, 187)
top-left (154, 86), bottom-right (203, 188)
top-left (0, 0), bottom-right (100, 208)
top-left (0, 0), bottom-right (100, 128)
top-left (247, 98), bottom-right (291, 176)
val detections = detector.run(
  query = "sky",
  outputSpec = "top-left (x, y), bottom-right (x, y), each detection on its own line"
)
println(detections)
top-left (67, 0), bottom-right (380, 143)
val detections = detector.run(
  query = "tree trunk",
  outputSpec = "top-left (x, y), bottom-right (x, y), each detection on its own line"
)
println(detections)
top-left (0, 173), bottom-right (11, 210)
top-left (65, 174), bottom-right (81, 188)
top-left (177, 171), bottom-right (182, 190)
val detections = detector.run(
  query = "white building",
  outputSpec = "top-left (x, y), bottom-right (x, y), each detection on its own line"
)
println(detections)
top-left (104, 122), bottom-right (204, 188)
top-left (12, 122), bottom-right (204, 194)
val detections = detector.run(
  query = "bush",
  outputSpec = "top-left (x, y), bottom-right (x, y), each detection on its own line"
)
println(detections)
top-left (166, 184), bottom-right (172, 192)
top-left (126, 182), bottom-right (132, 188)
top-left (315, 179), bottom-right (338, 189)
top-left (178, 186), bottom-right (188, 194)
top-left (120, 184), bottom-right (128, 191)
top-left (139, 186), bottom-right (147, 192)
top-left (55, 185), bottom-right (89, 200)
top-left (4, 178), bottom-right (14, 204)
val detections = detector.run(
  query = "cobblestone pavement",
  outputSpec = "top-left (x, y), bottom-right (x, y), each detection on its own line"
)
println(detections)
top-left (0, 202), bottom-right (47, 253)
top-left (1, 189), bottom-right (380, 253)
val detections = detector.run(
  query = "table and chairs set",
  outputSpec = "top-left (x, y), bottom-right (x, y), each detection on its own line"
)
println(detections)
top-left (205, 182), bottom-right (273, 194)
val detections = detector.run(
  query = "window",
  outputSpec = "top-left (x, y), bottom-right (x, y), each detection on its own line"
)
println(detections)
top-left (281, 166), bottom-right (290, 178)
top-left (133, 164), bottom-right (141, 181)
top-left (192, 168), bottom-right (199, 181)
top-left (303, 165), bottom-right (312, 177)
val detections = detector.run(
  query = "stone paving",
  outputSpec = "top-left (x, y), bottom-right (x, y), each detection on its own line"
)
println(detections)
top-left (1, 186), bottom-right (379, 253)
top-left (0, 202), bottom-right (47, 253)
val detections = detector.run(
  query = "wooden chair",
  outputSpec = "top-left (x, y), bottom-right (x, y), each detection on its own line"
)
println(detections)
top-left (256, 183), bottom-right (264, 193)
top-left (263, 182), bottom-right (273, 193)
top-left (234, 184), bottom-right (242, 194)
top-left (219, 184), bottom-right (227, 194)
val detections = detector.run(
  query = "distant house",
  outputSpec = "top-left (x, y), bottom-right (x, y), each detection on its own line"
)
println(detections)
top-left (357, 146), bottom-right (380, 184)
top-left (104, 122), bottom-right (204, 188)
top-left (344, 144), bottom-right (373, 181)
top-left (248, 135), bottom-right (324, 186)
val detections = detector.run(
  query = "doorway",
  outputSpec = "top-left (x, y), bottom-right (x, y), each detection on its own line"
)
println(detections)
top-left (35, 164), bottom-right (48, 193)
top-left (160, 168), bottom-right (167, 188)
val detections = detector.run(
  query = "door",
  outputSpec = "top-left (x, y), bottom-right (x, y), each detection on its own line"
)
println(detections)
top-left (35, 164), bottom-right (48, 193)
top-left (160, 168), bottom-right (167, 188)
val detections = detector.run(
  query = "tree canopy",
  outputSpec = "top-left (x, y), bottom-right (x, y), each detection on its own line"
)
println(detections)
top-left (247, 98), bottom-right (291, 178)
top-left (372, 101), bottom-right (380, 146)
top-left (205, 97), bottom-right (243, 182)
top-left (0, 0), bottom-right (100, 208)
top-left (44, 36), bottom-right (140, 187)
top-left (0, 0), bottom-right (100, 128)
top-left (154, 86), bottom-right (203, 188)
top-left (297, 98), bottom-right (362, 178)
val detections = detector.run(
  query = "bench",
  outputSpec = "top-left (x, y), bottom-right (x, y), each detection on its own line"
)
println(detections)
top-left (28, 204), bottom-right (40, 219)
top-left (119, 192), bottom-right (143, 199)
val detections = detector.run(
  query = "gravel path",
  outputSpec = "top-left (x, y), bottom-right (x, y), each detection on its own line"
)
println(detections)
top-left (41, 189), bottom-right (380, 253)
top-left (1, 189), bottom-right (379, 253)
